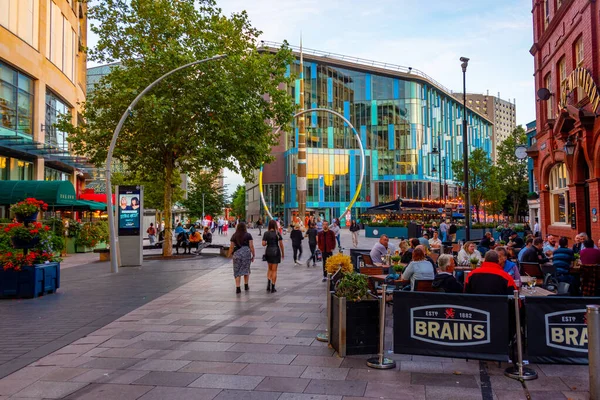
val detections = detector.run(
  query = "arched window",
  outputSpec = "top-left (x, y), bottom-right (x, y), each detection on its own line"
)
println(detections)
top-left (549, 163), bottom-right (569, 224)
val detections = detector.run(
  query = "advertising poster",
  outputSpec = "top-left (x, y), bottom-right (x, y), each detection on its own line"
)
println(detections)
top-left (393, 292), bottom-right (511, 361)
top-left (526, 296), bottom-right (600, 364)
top-left (118, 186), bottom-right (141, 236)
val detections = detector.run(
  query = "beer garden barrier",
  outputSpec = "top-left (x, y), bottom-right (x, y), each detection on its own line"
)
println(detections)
top-left (318, 286), bottom-right (600, 396)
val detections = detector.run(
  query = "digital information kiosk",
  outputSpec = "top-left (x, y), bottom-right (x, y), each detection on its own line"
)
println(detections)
top-left (116, 185), bottom-right (143, 266)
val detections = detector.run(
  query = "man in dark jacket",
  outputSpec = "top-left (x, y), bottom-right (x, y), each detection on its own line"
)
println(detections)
top-left (464, 251), bottom-right (517, 295)
top-left (432, 254), bottom-right (463, 293)
top-left (290, 224), bottom-right (304, 265)
top-left (521, 237), bottom-right (549, 264)
top-left (305, 222), bottom-right (318, 268)
top-left (317, 221), bottom-right (337, 282)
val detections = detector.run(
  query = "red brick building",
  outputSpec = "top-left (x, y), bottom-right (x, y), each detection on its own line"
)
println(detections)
top-left (529, 0), bottom-right (600, 242)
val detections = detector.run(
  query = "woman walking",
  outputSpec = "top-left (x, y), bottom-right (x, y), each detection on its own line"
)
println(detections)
top-left (263, 220), bottom-right (284, 293)
top-left (349, 220), bottom-right (360, 248)
top-left (305, 222), bottom-right (318, 267)
top-left (227, 222), bottom-right (255, 294)
top-left (290, 223), bottom-right (304, 265)
top-left (331, 219), bottom-right (341, 250)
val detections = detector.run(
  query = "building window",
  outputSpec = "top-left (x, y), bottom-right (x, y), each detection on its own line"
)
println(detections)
top-left (556, 0), bottom-right (562, 8)
top-left (0, 157), bottom-right (8, 180)
top-left (46, 0), bottom-right (76, 82)
top-left (16, 160), bottom-right (33, 181)
top-left (544, 0), bottom-right (550, 27)
top-left (549, 163), bottom-right (569, 224)
top-left (44, 167), bottom-right (70, 181)
top-left (574, 36), bottom-right (584, 67)
top-left (558, 57), bottom-right (566, 95)
top-left (544, 73), bottom-right (553, 119)
top-left (45, 91), bottom-right (71, 149)
top-left (0, 62), bottom-right (34, 137)
top-left (0, 0), bottom-right (39, 49)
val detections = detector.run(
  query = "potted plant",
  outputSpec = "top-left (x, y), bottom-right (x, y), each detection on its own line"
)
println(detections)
top-left (393, 263), bottom-right (404, 274)
top-left (10, 198), bottom-right (48, 223)
top-left (75, 223), bottom-right (100, 253)
top-left (325, 253), bottom-right (353, 275)
top-left (391, 255), bottom-right (402, 266)
top-left (469, 256), bottom-right (480, 268)
top-left (3, 222), bottom-right (48, 249)
top-left (330, 272), bottom-right (379, 356)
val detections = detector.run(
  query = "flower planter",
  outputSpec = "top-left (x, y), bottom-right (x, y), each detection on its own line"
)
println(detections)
top-left (75, 244), bottom-right (94, 253)
top-left (35, 262), bottom-right (60, 292)
top-left (0, 263), bottom-right (60, 299)
top-left (15, 211), bottom-right (38, 224)
top-left (11, 236), bottom-right (40, 249)
top-left (330, 294), bottom-right (379, 356)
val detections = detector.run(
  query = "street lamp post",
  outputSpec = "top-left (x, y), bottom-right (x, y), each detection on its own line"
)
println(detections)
top-left (202, 193), bottom-right (205, 221)
top-left (105, 54), bottom-right (227, 274)
top-left (430, 136), bottom-right (443, 203)
top-left (460, 57), bottom-right (470, 241)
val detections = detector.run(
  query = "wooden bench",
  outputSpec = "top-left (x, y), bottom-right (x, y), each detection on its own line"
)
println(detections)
top-left (93, 248), bottom-right (110, 261)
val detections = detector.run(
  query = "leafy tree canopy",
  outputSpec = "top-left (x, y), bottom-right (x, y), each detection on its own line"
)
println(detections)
top-left (183, 171), bottom-right (227, 219)
top-left (496, 126), bottom-right (529, 220)
top-left (231, 184), bottom-right (246, 219)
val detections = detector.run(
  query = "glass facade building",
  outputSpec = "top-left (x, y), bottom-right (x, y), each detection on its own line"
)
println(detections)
top-left (251, 47), bottom-right (493, 223)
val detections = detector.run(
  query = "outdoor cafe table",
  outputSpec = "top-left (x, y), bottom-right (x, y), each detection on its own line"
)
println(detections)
top-left (520, 286), bottom-right (553, 296)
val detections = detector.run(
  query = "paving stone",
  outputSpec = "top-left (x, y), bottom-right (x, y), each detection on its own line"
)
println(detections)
top-left (220, 335), bottom-right (274, 344)
top-left (300, 366), bottom-right (349, 380)
top-left (213, 327), bottom-right (257, 335)
top-left (560, 376), bottom-right (588, 391)
top-left (255, 376), bottom-right (310, 393)
top-left (400, 361), bottom-right (445, 373)
top-left (346, 367), bottom-right (411, 383)
top-left (0, 379), bottom-right (33, 396)
top-left (279, 345), bottom-right (335, 357)
top-left (189, 374), bottom-right (265, 390)
top-left (94, 348), bottom-right (147, 358)
top-left (212, 389), bottom-right (281, 400)
top-left (528, 392), bottom-right (568, 400)
top-left (425, 386), bottom-right (485, 399)
top-left (268, 316), bottom-right (307, 323)
top-left (13, 380), bottom-right (88, 399)
top-left (138, 386), bottom-right (221, 400)
top-left (178, 351), bottom-right (243, 362)
top-left (304, 379), bottom-right (367, 396)
top-left (228, 344), bottom-right (285, 354)
top-left (79, 358), bottom-right (140, 370)
top-left (129, 359), bottom-right (191, 372)
top-left (131, 371), bottom-right (201, 387)
top-left (177, 342), bottom-right (235, 352)
top-left (64, 383), bottom-right (154, 399)
top-left (180, 361), bottom-right (247, 374)
top-left (238, 364), bottom-right (306, 378)
top-left (411, 372), bottom-right (478, 388)
top-left (4, 366), bottom-right (57, 382)
top-left (364, 381), bottom-right (426, 399)
top-left (91, 370), bottom-right (150, 385)
top-left (234, 353), bottom-right (297, 365)
top-left (250, 329), bottom-right (300, 336)
top-left (559, 392), bottom-right (587, 400)
top-left (291, 355), bottom-right (343, 368)
top-left (269, 336), bottom-right (315, 346)
top-left (129, 340), bottom-right (178, 350)
top-left (192, 334), bottom-right (229, 342)
top-left (277, 394), bottom-right (342, 400)
top-left (70, 369), bottom-right (117, 383)
top-left (39, 367), bottom-right (90, 382)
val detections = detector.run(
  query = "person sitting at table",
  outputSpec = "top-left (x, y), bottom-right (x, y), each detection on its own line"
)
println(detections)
top-left (543, 234), bottom-right (558, 256)
top-left (478, 232), bottom-right (495, 256)
top-left (580, 239), bottom-right (600, 265)
top-left (401, 247), bottom-right (435, 290)
top-left (457, 241), bottom-right (482, 265)
top-left (429, 231), bottom-right (442, 250)
top-left (521, 237), bottom-right (550, 265)
top-left (417, 245), bottom-right (437, 272)
top-left (552, 236), bottom-right (575, 284)
top-left (518, 236), bottom-right (534, 262)
top-left (495, 246), bottom-right (521, 287)
top-left (432, 254), bottom-right (463, 293)
top-left (401, 238), bottom-right (420, 264)
top-left (418, 233), bottom-right (431, 250)
top-left (572, 233), bottom-right (583, 254)
top-left (398, 240), bottom-right (410, 257)
top-left (370, 235), bottom-right (390, 268)
top-left (507, 232), bottom-right (524, 249)
top-left (464, 250), bottom-right (517, 295)
top-left (500, 222), bottom-right (514, 243)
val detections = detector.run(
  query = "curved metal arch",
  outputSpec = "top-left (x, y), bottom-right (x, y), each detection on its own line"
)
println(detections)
top-left (259, 107), bottom-right (366, 224)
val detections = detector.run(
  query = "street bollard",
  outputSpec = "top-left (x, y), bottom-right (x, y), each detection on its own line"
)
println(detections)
top-left (367, 284), bottom-right (397, 369)
top-left (588, 305), bottom-right (600, 400)
top-left (316, 273), bottom-right (332, 342)
top-left (505, 290), bottom-right (537, 380)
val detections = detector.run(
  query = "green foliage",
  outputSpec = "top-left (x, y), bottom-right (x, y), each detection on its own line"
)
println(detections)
top-left (57, 0), bottom-right (295, 256)
top-left (183, 171), bottom-right (227, 219)
top-left (496, 126), bottom-right (529, 220)
top-left (112, 171), bottom-right (184, 211)
top-left (231, 185), bottom-right (246, 219)
top-left (335, 273), bottom-right (369, 302)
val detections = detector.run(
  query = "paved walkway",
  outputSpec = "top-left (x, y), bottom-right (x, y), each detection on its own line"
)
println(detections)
top-left (0, 229), bottom-right (590, 399)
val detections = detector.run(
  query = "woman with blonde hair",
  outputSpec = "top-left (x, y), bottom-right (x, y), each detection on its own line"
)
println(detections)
top-left (457, 241), bottom-right (482, 265)
top-left (401, 247), bottom-right (435, 290)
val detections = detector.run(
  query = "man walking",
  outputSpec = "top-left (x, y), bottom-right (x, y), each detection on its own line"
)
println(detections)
top-left (317, 221), bottom-right (337, 282)
top-left (439, 219), bottom-right (449, 242)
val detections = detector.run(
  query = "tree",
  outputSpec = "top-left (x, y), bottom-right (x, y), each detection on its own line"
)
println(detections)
top-left (231, 185), bottom-right (246, 219)
top-left (483, 166), bottom-right (506, 222)
top-left (59, 0), bottom-right (294, 255)
top-left (112, 170), bottom-right (185, 211)
top-left (183, 172), bottom-right (227, 219)
top-left (451, 148), bottom-right (495, 223)
top-left (496, 126), bottom-right (529, 221)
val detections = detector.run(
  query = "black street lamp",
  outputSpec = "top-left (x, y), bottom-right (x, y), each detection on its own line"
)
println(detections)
top-left (460, 56), bottom-right (470, 241)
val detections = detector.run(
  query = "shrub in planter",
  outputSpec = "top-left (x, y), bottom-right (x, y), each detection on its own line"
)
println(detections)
top-left (3, 222), bottom-right (48, 249)
top-left (330, 272), bottom-right (379, 356)
top-left (10, 198), bottom-right (48, 222)
top-left (325, 253), bottom-right (353, 275)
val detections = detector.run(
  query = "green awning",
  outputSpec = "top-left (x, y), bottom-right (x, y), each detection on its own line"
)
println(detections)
top-left (0, 181), bottom-right (76, 206)
top-left (75, 200), bottom-right (106, 211)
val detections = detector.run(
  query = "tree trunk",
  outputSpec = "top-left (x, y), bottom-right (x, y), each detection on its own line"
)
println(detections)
top-left (513, 198), bottom-right (519, 222)
top-left (162, 153), bottom-right (174, 256)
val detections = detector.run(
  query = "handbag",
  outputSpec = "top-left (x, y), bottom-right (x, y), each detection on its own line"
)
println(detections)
top-left (315, 249), bottom-right (323, 262)
top-left (262, 253), bottom-right (267, 261)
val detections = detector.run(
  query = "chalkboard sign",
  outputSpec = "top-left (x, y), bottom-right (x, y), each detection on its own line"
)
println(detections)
top-left (570, 202), bottom-right (576, 229)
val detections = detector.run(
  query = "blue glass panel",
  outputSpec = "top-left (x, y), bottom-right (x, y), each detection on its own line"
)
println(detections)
top-left (365, 74), bottom-right (372, 101)
top-left (388, 124), bottom-right (395, 150)
top-left (360, 125), bottom-right (367, 149)
top-left (393, 79), bottom-right (399, 99)
top-left (328, 126), bottom-right (334, 149)
top-left (349, 155), bottom-right (356, 198)
top-left (318, 176), bottom-right (324, 202)
top-left (311, 62), bottom-right (317, 79)
top-left (295, 79), bottom-right (300, 104)
top-left (371, 100), bottom-right (377, 125)
top-left (327, 78), bottom-right (333, 103)
top-left (344, 101), bottom-right (350, 127)
top-left (290, 174), bottom-right (297, 203)
top-left (311, 102), bottom-right (317, 127)
top-left (285, 65), bottom-right (290, 78)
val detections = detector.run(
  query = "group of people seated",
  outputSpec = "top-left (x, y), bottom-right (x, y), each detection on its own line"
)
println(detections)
top-left (173, 223), bottom-right (213, 255)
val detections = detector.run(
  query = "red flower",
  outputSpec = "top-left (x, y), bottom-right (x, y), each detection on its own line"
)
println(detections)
top-left (44, 226), bottom-right (50, 231)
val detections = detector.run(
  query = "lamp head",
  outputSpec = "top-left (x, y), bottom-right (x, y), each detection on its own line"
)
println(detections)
top-left (460, 57), bottom-right (469, 72)
top-left (460, 57), bottom-right (470, 63)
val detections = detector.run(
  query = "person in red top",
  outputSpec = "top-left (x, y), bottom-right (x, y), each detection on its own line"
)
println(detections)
top-left (317, 221), bottom-right (337, 282)
top-left (580, 239), bottom-right (600, 265)
top-left (465, 250), bottom-right (517, 295)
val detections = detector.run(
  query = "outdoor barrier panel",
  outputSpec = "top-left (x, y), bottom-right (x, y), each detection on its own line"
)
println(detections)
top-left (526, 296), bottom-right (600, 364)
top-left (393, 291), bottom-right (512, 362)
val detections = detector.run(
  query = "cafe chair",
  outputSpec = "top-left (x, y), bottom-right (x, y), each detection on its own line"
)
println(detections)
top-left (359, 266), bottom-right (385, 276)
top-left (519, 262), bottom-right (544, 284)
top-left (557, 282), bottom-right (570, 296)
top-left (361, 254), bottom-right (376, 268)
top-left (413, 279), bottom-right (439, 292)
top-left (429, 252), bottom-right (439, 264)
top-left (451, 243), bottom-right (461, 255)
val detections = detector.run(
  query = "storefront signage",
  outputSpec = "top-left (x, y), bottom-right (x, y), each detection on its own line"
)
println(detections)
top-left (570, 202), bottom-right (576, 229)
top-left (526, 297), bottom-right (600, 364)
top-left (118, 185), bottom-right (141, 236)
top-left (560, 67), bottom-right (600, 114)
top-left (393, 292), bottom-right (510, 361)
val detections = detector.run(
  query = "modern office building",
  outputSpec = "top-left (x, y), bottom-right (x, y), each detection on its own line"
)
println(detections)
top-left (530, 0), bottom-right (600, 242)
top-left (246, 43), bottom-right (494, 224)
top-left (525, 120), bottom-right (539, 226)
top-left (454, 93), bottom-right (516, 162)
top-left (0, 0), bottom-right (89, 214)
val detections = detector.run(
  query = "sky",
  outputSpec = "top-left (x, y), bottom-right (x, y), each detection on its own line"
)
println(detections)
top-left (89, 0), bottom-right (537, 196)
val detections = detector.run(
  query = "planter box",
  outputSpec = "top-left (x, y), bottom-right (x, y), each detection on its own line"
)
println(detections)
top-left (365, 226), bottom-right (408, 239)
top-left (66, 237), bottom-right (77, 254)
top-left (330, 294), bottom-right (379, 356)
top-left (76, 244), bottom-right (94, 253)
top-left (0, 263), bottom-right (60, 298)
